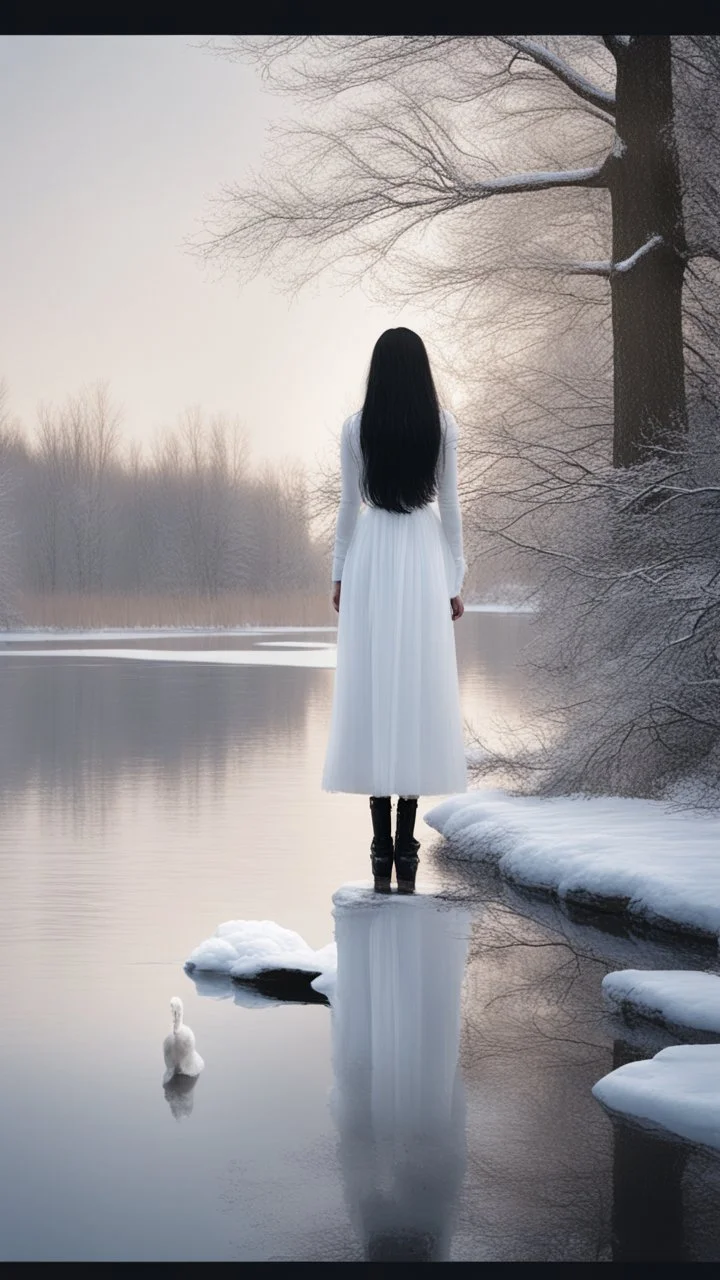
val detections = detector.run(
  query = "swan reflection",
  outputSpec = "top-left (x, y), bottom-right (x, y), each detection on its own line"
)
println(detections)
top-left (163, 1072), bottom-right (199, 1121)
top-left (330, 887), bottom-right (473, 1262)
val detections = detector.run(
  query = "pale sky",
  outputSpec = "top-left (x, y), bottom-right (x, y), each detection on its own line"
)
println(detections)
top-left (0, 35), bottom-right (427, 471)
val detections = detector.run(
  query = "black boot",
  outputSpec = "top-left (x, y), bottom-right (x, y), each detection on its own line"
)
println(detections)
top-left (395, 796), bottom-right (420, 894)
top-left (369, 796), bottom-right (393, 893)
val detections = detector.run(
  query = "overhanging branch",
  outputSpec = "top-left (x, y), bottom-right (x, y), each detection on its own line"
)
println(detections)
top-left (497, 36), bottom-right (616, 115)
top-left (464, 163), bottom-right (608, 202)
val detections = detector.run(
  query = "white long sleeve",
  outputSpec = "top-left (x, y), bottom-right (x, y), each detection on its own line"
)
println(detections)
top-left (331, 413), bottom-right (363, 583)
top-left (436, 410), bottom-right (467, 597)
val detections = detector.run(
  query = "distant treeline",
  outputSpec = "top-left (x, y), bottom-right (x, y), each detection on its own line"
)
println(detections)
top-left (0, 382), bottom-right (326, 609)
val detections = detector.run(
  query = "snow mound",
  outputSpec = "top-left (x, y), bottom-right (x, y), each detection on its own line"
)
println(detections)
top-left (185, 918), bottom-right (337, 997)
top-left (593, 1044), bottom-right (720, 1150)
top-left (424, 789), bottom-right (720, 938)
top-left (603, 969), bottom-right (720, 1035)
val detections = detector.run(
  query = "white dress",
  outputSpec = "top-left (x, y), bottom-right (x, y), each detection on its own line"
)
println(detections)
top-left (321, 409), bottom-right (468, 797)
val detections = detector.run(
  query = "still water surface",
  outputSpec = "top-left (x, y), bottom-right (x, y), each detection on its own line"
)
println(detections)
top-left (0, 610), bottom-right (719, 1261)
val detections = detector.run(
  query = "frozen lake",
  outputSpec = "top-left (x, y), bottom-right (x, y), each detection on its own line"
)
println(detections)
top-left (1, 610), bottom-right (719, 1261)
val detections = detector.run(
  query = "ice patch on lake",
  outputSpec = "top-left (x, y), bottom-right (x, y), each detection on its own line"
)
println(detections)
top-left (185, 918), bottom-right (337, 997)
top-left (0, 625), bottom-right (336, 642)
top-left (0, 646), bottom-right (337, 668)
top-left (424, 789), bottom-right (720, 937)
top-left (603, 969), bottom-right (720, 1035)
top-left (254, 641), bottom-right (335, 649)
top-left (593, 1044), bottom-right (720, 1150)
top-left (464, 603), bottom-right (536, 613)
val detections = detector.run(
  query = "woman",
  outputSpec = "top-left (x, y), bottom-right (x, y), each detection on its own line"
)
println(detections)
top-left (322, 328), bottom-right (468, 893)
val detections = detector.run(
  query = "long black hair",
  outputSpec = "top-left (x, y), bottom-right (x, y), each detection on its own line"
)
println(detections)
top-left (359, 327), bottom-right (443, 514)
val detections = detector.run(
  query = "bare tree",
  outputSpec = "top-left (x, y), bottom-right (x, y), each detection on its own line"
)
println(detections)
top-left (190, 33), bottom-right (720, 806)
top-left (0, 379), bottom-right (326, 618)
top-left (151, 409), bottom-right (256, 596)
top-left (193, 34), bottom-right (708, 467)
top-left (67, 382), bottom-right (121, 591)
top-left (0, 381), bottom-right (23, 624)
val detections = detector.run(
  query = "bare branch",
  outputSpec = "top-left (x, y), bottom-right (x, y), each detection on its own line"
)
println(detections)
top-left (562, 261), bottom-right (611, 278)
top-left (498, 36), bottom-right (616, 114)
top-left (465, 164), bottom-right (608, 200)
top-left (612, 233), bottom-right (664, 274)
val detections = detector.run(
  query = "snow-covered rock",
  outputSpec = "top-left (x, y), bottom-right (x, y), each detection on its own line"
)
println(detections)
top-left (593, 1044), bottom-right (720, 1151)
top-left (425, 789), bottom-right (720, 939)
top-left (185, 918), bottom-right (337, 1000)
top-left (603, 969), bottom-right (720, 1036)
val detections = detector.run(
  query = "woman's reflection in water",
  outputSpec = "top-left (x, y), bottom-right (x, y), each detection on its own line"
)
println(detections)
top-left (330, 887), bottom-right (473, 1262)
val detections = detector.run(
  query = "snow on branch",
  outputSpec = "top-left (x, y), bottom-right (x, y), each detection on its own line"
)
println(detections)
top-left (498, 36), bottom-right (616, 114)
top-left (613, 234), bottom-right (664, 273)
top-left (564, 236), bottom-right (666, 280)
top-left (465, 164), bottom-right (607, 201)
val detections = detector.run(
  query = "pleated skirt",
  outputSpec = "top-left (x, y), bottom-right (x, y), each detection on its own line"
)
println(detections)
top-left (322, 503), bottom-right (468, 797)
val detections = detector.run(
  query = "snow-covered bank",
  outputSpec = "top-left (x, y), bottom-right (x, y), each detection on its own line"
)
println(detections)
top-left (603, 970), bottom-right (720, 1036)
top-left (424, 789), bottom-right (720, 940)
top-left (596, 969), bottom-right (720, 1148)
top-left (593, 1045), bottom-right (720, 1151)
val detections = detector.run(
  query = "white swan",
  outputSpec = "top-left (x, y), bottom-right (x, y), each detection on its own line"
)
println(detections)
top-left (163, 996), bottom-right (204, 1086)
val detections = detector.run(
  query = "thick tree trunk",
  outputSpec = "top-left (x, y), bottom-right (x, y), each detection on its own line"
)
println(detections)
top-left (609, 36), bottom-right (687, 468)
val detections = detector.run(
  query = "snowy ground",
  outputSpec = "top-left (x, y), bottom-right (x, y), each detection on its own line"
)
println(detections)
top-left (426, 791), bottom-right (720, 1153)
top-left (593, 1044), bottom-right (720, 1151)
top-left (597, 970), bottom-right (720, 1149)
top-left (603, 970), bottom-right (720, 1036)
top-left (424, 789), bottom-right (720, 940)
